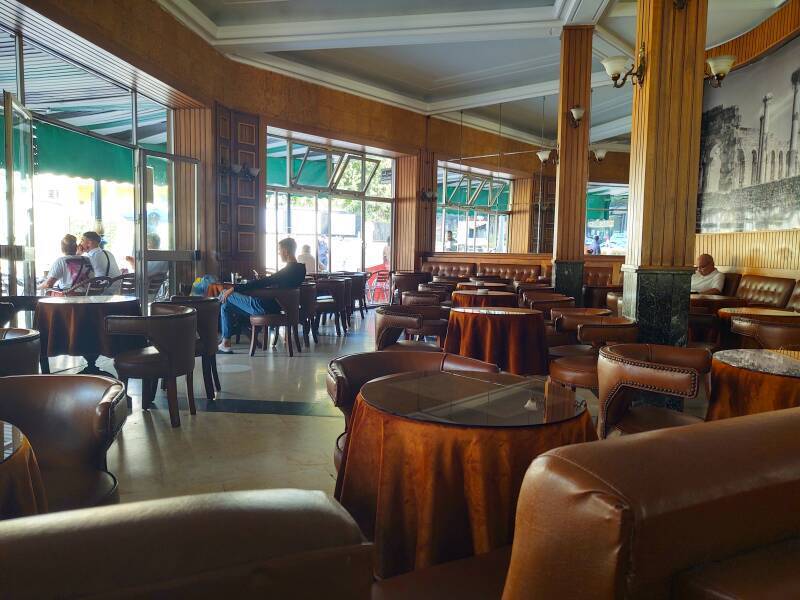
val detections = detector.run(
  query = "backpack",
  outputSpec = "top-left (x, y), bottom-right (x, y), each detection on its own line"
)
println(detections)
top-left (64, 256), bottom-right (94, 288)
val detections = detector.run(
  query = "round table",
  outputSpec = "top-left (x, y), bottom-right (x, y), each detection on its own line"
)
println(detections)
top-left (335, 370), bottom-right (596, 578)
top-left (456, 282), bottom-right (511, 291)
top-left (35, 295), bottom-right (142, 374)
top-left (706, 349), bottom-right (800, 420)
top-left (451, 290), bottom-right (518, 308)
top-left (717, 307), bottom-right (800, 323)
top-left (1, 420), bottom-right (47, 519)
top-left (444, 307), bottom-right (548, 375)
top-left (690, 294), bottom-right (747, 314)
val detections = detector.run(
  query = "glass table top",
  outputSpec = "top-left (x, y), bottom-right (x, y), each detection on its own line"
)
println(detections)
top-left (2, 421), bottom-right (24, 464)
top-left (451, 307), bottom-right (539, 316)
top-left (361, 371), bottom-right (585, 427)
top-left (39, 295), bottom-right (138, 305)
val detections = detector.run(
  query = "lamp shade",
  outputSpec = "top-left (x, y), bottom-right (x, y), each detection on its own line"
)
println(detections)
top-left (601, 55), bottom-right (629, 78)
top-left (706, 55), bottom-right (735, 77)
top-left (570, 106), bottom-right (585, 122)
top-left (593, 149), bottom-right (608, 162)
top-left (537, 149), bottom-right (552, 163)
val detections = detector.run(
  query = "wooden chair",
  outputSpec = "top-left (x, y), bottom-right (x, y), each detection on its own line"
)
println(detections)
top-left (299, 281), bottom-right (318, 347)
top-left (315, 278), bottom-right (347, 336)
top-left (368, 270), bottom-right (391, 304)
top-left (107, 304), bottom-right (197, 428)
top-left (165, 296), bottom-right (222, 400)
top-left (248, 288), bottom-right (302, 358)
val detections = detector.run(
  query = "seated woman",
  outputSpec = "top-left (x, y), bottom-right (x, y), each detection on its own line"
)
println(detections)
top-left (218, 237), bottom-right (306, 353)
top-left (38, 234), bottom-right (95, 292)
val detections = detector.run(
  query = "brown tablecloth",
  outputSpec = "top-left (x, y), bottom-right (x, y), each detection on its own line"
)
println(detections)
top-left (451, 290), bottom-right (518, 309)
top-left (35, 296), bottom-right (141, 358)
top-left (335, 395), bottom-right (596, 578)
top-left (444, 308), bottom-right (548, 375)
top-left (1, 424), bottom-right (47, 519)
top-left (707, 354), bottom-right (800, 420)
top-left (456, 282), bottom-right (510, 291)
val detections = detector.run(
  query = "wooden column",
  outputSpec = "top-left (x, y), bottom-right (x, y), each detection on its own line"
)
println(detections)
top-left (508, 178), bottom-right (535, 253)
top-left (622, 0), bottom-right (709, 345)
top-left (552, 25), bottom-right (593, 301)
top-left (392, 150), bottom-right (435, 271)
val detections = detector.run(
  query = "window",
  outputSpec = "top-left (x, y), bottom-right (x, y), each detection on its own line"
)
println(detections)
top-left (265, 131), bottom-right (394, 291)
top-left (585, 183), bottom-right (629, 256)
top-left (434, 163), bottom-right (511, 253)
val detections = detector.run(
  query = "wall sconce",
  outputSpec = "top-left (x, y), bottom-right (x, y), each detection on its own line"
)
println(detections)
top-left (568, 106), bottom-right (585, 128)
top-left (601, 44), bottom-right (646, 88)
top-left (537, 148), bottom-right (558, 166)
top-left (230, 163), bottom-right (243, 175)
top-left (228, 163), bottom-right (261, 180)
top-left (705, 55), bottom-right (736, 88)
top-left (591, 149), bottom-right (608, 162)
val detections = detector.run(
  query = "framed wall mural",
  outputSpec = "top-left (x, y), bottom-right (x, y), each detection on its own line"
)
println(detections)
top-left (698, 34), bottom-right (800, 233)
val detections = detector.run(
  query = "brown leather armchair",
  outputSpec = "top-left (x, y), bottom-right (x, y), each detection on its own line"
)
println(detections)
top-left (0, 302), bottom-right (14, 326)
top-left (247, 288), bottom-right (302, 358)
top-left (730, 316), bottom-right (800, 350)
top-left (0, 328), bottom-right (40, 376)
top-left (0, 489), bottom-right (373, 599)
top-left (605, 290), bottom-right (622, 316)
top-left (0, 374), bottom-right (126, 512)
top-left (327, 351), bottom-right (499, 469)
top-left (167, 296), bottom-right (221, 400)
top-left (108, 304), bottom-right (197, 428)
top-left (375, 306), bottom-right (442, 352)
top-left (374, 407), bottom-right (800, 600)
top-left (548, 316), bottom-right (639, 393)
top-left (596, 343), bottom-right (710, 438)
top-left (523, 292), bottom-right (575, 318)
top-left (391, 272), bottom-right (431, 304)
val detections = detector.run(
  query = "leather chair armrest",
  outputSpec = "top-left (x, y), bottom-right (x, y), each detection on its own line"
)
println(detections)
top-left (0, 490), bottom-right (373, 600)
top-left (94, 380), bottom-right (128, 466)
top-left (326, 362), bottom-right (351, 410)
top-left (106, 315), bottom-right (147, 336)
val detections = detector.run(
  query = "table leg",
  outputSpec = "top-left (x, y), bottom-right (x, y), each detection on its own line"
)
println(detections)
top-left (79, 355), bottom-right (114, 377)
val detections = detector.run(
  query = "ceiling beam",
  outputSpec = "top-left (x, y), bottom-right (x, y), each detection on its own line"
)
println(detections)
top-left (607, 0), bottom-right (784, 18)
top-left (590, 115), bottom-right (631, 143)
top-left (556, 0), bottom-right (616, 24)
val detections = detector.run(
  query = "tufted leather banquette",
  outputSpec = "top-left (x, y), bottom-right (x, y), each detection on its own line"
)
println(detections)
top-left (734, 274), bottom-right (796, 308)
top-left (421, 262), bottom-right (476, 278)
top-left (785, 280), bottom-right (800, 312)
top-left (477, 264), bottom-right (541, 282)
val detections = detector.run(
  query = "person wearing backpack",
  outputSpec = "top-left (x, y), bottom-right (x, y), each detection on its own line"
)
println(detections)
top-left (38, 234), bottom-right (95, 291)
top-left (80, 231), bottom-right (121, 292)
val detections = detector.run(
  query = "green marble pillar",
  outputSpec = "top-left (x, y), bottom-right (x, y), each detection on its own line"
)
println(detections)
top-left (553, 260), bottom-right (584, 307)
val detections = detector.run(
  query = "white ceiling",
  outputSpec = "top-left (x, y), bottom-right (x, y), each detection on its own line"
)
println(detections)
top-left (160, 0), bottom-right (787, 149)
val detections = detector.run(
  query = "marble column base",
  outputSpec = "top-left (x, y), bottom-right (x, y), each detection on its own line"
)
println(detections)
top-left (621, 266), bottom-right (692, 346)
top-left (553, 260), bottom-right (584, 307)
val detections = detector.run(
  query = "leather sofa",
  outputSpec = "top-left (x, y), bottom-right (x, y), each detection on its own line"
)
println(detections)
top-left (0, 489), bottom-right (373, 599)
top-left (784, 280), bottom-right (800, 311)
top-left (582, 266), bottom-right (622, 308)
top-left (0, 328), bottom-right (40, 376)
top-left (420, 262), bottom-right (475, 278)
top-left (0, 375), bottom-right (127, 512)
top-left (373, 407), bottom-right (800, 599)
top-left (476, 264), bottom-right (541, 282)
top-left (734, 274), bottom-right (796, 308)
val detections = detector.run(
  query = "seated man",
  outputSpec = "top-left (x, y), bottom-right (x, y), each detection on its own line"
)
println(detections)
top-left (691, 253), bottom-right (725, 295)
top-left (218, 237), bottom-right (306, 353)
top-left (38, 234), bottom-right (95, 291)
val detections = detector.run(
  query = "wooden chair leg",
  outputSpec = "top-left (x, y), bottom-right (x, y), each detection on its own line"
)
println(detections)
top-left (249, 325), bottom-right (260, 356)
top-left (359, 299), bottom-right (365, 319)
top-left (142, 377), bottom-right (157, 409)
top-left (341, 310), bottom-right (349, 333)
top-left (120, 377), bottom-right (131, 410)
top-left (292, 324), bottom-right (302, 352)
top-left (334, 313), bottom-right (341, 336)
top-left (166, 377), bottom-right (181, 428)
top-left (311, 314), bottom-right (319, 343)
top-left (211, 356), bottom-right (222, 392)
top-left (272, 326), bottom-right (280, 348)
top-left (201, 357), bottom-right (215, 400)
top-left (186, 372), bottom-right (197, 415)
top-left (286, 325), bottom-right (294, 357)
top-left (302, 319), bottom-right (311, 347)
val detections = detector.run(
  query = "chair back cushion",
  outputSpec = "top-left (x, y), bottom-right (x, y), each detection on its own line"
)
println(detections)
top-left (0, 302), bottom-right (14, 326)
top-left (785, 281), bottom-right (800, 312)
top-left (0, 328), bottom-right (40, 376)
top-left (0, 375), bottom-right (126, 470)
top-left (421, 262), bottom-right (475, 278)
top-left (299, 282), bottom-right (318, 319)
top-left (169, 296), bottom-right (220, 356)
top-left (148, 305), bottom-right (198, 375)
top-left (249, 288), bottom-right (301, 324)
top-left (735, 274), bottom-right (795, 307)
top-left (503, 407), bottom-right (800, 600)
top-left (584, 266), bottom-right (613, 286)
top-left (730, 318), bottom-right (800, 350)
top-left (315, 278), bottom-right (346, 310)
top-left (722, 272), bottom-right (742, 297)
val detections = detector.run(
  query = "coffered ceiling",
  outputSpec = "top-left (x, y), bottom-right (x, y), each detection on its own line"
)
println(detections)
top-left (159, 0), bottom-right (787, 149)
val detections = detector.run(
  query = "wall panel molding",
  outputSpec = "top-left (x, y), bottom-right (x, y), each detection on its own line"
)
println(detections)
top-left (696, 229), bottom-right (800, 276)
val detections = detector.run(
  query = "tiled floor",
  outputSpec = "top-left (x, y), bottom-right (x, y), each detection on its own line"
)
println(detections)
top-left (50, 309), bottom-right (376, 503)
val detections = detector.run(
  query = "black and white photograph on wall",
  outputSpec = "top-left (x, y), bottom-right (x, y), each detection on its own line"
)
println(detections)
top-left (698, 34), bottom-right (800, 233)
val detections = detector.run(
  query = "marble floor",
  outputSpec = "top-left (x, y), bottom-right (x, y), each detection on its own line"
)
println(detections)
top-left (49, 309), bottom-right (376, 503)
top-left (47, 309), bottom-right (708, 504)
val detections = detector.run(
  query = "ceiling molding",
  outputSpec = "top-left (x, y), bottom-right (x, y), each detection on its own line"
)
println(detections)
top-left (557, 0), bottom-right (615, 24)
top-left (156, 0), bottom-right (217, 42)
top-left (178, 6), bottom-right (563, 52)
top-left (608, 0), bottom-right (783, 19)
top-left (591, 141), bottom-right (631, 152)
top-left (433, 112), bottom-right (555, 149)
top-left (428, 54), bottom-right (560, 92)
top-left (593, 24), bottom-right (635, 58)
top-left (590, 115), bottom-right (631, 143)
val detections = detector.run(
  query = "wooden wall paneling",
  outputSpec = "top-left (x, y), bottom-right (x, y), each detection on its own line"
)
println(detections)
top-left (508, 177), bottom-right (534, 253)
top-left (696, 230), bottom-right (800, 277)
top-left (626, 0), bottom-right (707, 270)
top-left (215, 103), bottom-right (232, 275)
top-left (393, 154), bottom-right (419, 271)
top-left (706, 0), bottom-right (800, 69)
top-left (229, 110), bottom-right (262, 276)
top-left (553, 26), bottom-right (593, 262)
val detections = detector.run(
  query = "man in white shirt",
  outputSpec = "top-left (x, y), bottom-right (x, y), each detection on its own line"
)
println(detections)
top-left (691, 254), bottom-right (725, 294)
top-left (80, 231), bottom-right (122, 292)
top-left (296, 244), bottom-right (316, 274)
